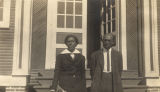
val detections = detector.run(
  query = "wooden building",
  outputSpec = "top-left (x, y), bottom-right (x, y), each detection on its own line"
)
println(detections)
top-left (0, 0), bottom-right (160, 92)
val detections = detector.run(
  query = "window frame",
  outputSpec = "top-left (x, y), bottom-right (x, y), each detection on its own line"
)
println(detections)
top-left (46, 0), bottom-right (87, 69)
top-left (57, 0), bottom-right (83, 29)
top-left (106, 0), bottom-right (116, 33)
top-left (0, 0), bottom-right (11, 28)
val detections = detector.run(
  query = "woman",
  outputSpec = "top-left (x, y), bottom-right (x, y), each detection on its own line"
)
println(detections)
top-left (50, 35), bottom-right (87, 92)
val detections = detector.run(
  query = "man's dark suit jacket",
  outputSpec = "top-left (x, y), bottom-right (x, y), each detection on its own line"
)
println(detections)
top-left (51, 53), bottom-right (87, 92)
top-left (90, 48), bottom-right (123, 92)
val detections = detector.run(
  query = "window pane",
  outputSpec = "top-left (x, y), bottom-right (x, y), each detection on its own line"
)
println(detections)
top-left (75, 3), bottom-right (82, 15)
top-left (108, 22), bottom-right (111, 33)
top-left (75, 16), bottom-right (82, 28)
top-left (112, 0), bottom-right (115, 5)
top-left (112, 7), bottom-right (115, 18)
top-left (57, 2), bottom-right (65, 14)
top-left (107, 0), bottom-right (111, 7)
top-left (57, 15), bottom-right (65, 28)
top-left (108, 9), bottom-right (111, 20)
top-left (0, 0), bottom-right (3, 7)
top-left (66, 2), bottom-right (73, 14)
top-left (112, 20), bottom-right (116, 32)
top-left (0, 8), bottom-right (3, 21)
top-left (66, 16), bottom-right (73, 28)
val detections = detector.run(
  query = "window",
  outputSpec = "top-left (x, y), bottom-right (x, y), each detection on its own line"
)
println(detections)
top-left (0, 0), bottom-right (3, 21)
top-left (106, 0), bottom-right (116, 32)
top-left (0, 0), bottom-right (11, 28)
top-left (46, 0), bottom-right (87, 69)
top-left (57, 0), bottom-right (82, 28)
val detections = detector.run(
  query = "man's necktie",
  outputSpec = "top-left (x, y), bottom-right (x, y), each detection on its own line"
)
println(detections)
top-left (107, 51), bottom-right (110, 71)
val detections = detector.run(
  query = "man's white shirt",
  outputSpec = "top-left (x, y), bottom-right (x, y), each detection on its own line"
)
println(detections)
top-left (103, 48), bottom-right (112, 73)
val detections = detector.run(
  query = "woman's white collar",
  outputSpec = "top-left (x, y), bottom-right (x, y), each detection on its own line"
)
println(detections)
top-left (61, 49), bottom-right (80, 54)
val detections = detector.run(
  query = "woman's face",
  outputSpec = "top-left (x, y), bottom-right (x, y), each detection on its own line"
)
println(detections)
top-left (66, 37), bottom-right (77, 52)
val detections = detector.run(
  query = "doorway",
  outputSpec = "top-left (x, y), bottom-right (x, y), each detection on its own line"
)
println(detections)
top-left (87, 0), bottom-right (101, 68)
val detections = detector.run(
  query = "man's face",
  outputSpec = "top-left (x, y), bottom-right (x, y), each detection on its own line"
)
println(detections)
top-left (102, 34), bottom-right (114, 49)
top-left (66, 37), bottom-right (77, 52)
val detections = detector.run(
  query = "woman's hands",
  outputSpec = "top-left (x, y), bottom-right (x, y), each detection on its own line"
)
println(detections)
top-left (50, 89), bottom-right (55, 92)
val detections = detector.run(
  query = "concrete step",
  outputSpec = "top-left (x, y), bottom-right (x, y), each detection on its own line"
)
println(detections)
top-left (28, 86), bottom-right (50, 92)
top-left (30, 69), bottom-right (139, 79)
top-left (30, 76), bottom-right (143, 80)
top-left (122, 77), bottom-right (143, 85)
top-left (31, 89), bottom-right (51, 92)
top-left (29, 80), bottom-right (39, 83)
top-left (33, 85), bottom-right (147, 89)
top-left (29, 76), bottom-right (143, 86)
top-left (122, 70), bottom-right (139, 77)
top-left (29, 69), bottom-right (143, 92)
top-left (28, 85), bottom-right (147, 92)
top-left (29, 69), bottom-right (143, 88)
top-left (124, 89), bottom-right (146, 92)
top-left (30, 72), bottom-right (42, 77)
top-left (29, 78), bottom-right (144, 90)
top-left (28, 82), bottom-right (41, 86)
top-left (30, 69), bottom-right (53, 78)
top-left (123, 85), bottom-right (147, 92)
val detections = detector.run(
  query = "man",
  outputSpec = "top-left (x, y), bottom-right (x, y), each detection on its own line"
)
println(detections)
top-left (90, 33), bottom-right (123, 92)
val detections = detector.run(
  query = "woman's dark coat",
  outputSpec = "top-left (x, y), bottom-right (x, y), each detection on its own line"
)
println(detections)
top-left (51, 53), bottom-right (87, 92)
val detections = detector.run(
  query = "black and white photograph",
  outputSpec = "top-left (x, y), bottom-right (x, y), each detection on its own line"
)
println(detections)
top-left (0, 0), bottom-right (160, 92)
